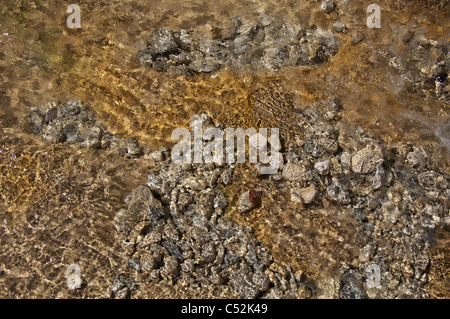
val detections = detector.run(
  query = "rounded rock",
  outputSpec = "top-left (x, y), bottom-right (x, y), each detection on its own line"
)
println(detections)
top-left (162, 255), bottom-right (179, 277)
top-left (149, 28), bottom-right (178, 55)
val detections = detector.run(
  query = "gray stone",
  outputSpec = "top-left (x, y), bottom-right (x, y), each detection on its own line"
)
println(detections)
top-left (401, 30), bottom-right (414, 43)
top-left (369, 164), bottom-right (386, 190)
top-left (83, 126), bottom-right (102, 148)
top-left (190, 226), bottom-right (211, 245)
top-left (320, 0), bottom-right (335, 13)
top-left (181, 259), bottom-right (195, 273)
top-left (113, 287), bottom-right (129, 299)
top-left (148, 28), bottom-right (178, 55)
top-left (223, 253), bottom-right (239, 267)
top-left (326, 177), bottom-right (351, 205)
top-left (219, 168), bottom-right (234, 185)
top-left (63, 122), bottom-right (81, 144)
top-left (163, 221), bottom-right (180, 242)
top-left (128, 258), bottom-right (141, 271)
top-left (213, 191), bottom-right (228, 209)
top-left (189, 57), bottom-right (221, 73)
top-left (125, 137), bottom-right (142, 157)
top-left (200, 242), bottom-right (216, 263)
top-left (162, 255), bottom-right (179, 277)
top-left (137, 49), bottom-right (153, 66)
top-left (261, 287), bottom-right (284, 299)
top-left (418, 171), bottom-right (438, 190)
top-left (406, 147), bottom-right (428, 170)
top-left (161, 240), bottom-right (184, 262)
top-left (42, 124), bottom-right (65, 143)
top-left (245, 251), bottom-right (265, 272)
top-left (252, 271), bottom-right (270, 292)
top-left (257, 13), bottom-right (274, 27)
top-left (196, 190), bottom-right (215, 218)
top-left (340, 151), bottom-right (352, 170)
top-left (29, 110), bottom-right (45, 133)
top-left (59, 100), bottom-right (81, 117)
top-left (282, 163), bottom-right (308, 182)
top-left (112, 273), bottom-right (136, 292)
top-left (148, 150), bottom-right (164, 162)
top-left (114, 185), bottom-right (164, 234)
top-left (44, 107), bottom-right (58, 123)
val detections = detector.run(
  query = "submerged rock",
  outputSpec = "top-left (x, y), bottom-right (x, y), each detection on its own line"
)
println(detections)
top-left (137, 14), bottom-right (340, 73)
top-left (333, 22), bottom-right (348, 34)
top-left (292, 184), bottom-right (317, 204)
top-left (282, 163), bottom-right (308, 182)
top-left (229, 268), bottom-right (263, 299)
top-left (351, 144), bottom-right (384, 174)
top-left (26, 94), bottom-right (448, 300)
top-left (339, 269), bottom-right (366, 299)
top-left (319, 0), bottom-right (336, 13)
top-left (114, 185), bottom-right (164, 235)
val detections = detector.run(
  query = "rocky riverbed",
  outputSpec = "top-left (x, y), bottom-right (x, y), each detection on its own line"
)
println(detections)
top-left (137, 13), bottom-right (340, 74)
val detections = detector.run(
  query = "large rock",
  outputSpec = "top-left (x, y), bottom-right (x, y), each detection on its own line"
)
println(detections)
top-left (351, 144), bottom-right (384, 174)
top-left (320, 0), bottom-right (335, 13)
top-left (27, 100), bottom-right (136, 156)
top-left (114, 185), bottom-right (164, 234)
top-left (314, 159), bottom-right (330, 175)
top-left (339, 269), bottom-right (366, 299)
top-left (291, 184), bottom-right (317, 204)
top-left (333, 21), bottom-right (348, 33)
top-left (189, 57), bottom-right (221, 73)
top-left (406, 146), bottom-right (428, 170)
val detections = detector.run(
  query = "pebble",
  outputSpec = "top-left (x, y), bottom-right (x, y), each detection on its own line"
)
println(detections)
top-left (108, 109), bottom-right (447, 299)
top-left (320, 0), bottom-right (336, 13)
top-left (333, 22), bottom-right (348, 33)
top-left (314, 159), bottom-right (330, 175)
top-left (292, 185), bottom-right (317, 204)
top-left (31, 95), bottom-right (447, 299)
top-left (238, 190), bottom-right (255, 213)
top-left (351, 32), bottom-right (364, 44)
top-left (137, 14), bottom-right (340, 73)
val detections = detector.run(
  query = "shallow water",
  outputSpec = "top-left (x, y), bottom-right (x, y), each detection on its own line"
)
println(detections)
top-left (0, 0), bottom-right (448, 298)
top-left (1, 1), bottom-right (448, 150)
